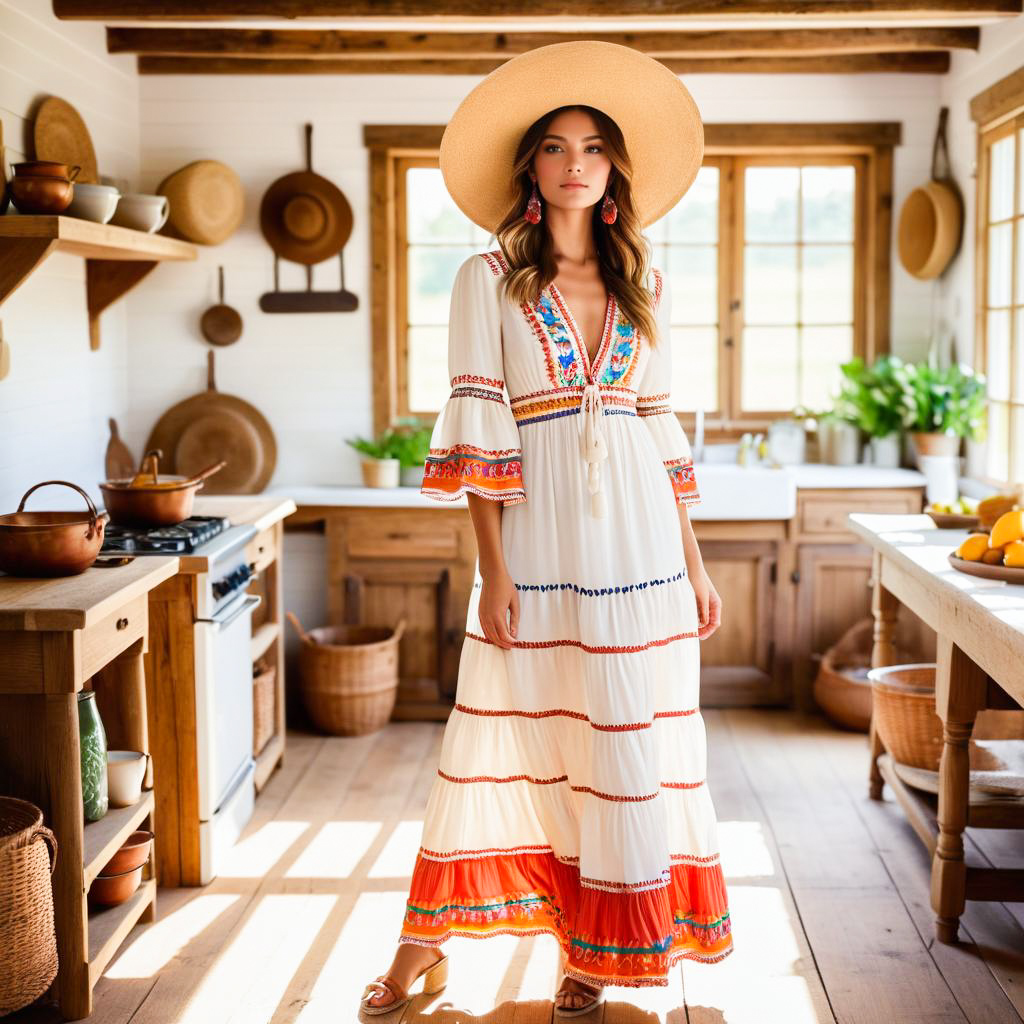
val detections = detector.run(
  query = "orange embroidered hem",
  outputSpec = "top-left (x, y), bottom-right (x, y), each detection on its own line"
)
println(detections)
top-left (398, 848), bottom-right (733, 987)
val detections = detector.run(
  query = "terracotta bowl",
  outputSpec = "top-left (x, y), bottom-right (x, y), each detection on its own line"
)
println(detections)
top-left (99, 830), bottom-right (153, 877)
top-left (89, 863), bottom-right (144, 908)
top-left (9, 174), bottom-right (74, 214)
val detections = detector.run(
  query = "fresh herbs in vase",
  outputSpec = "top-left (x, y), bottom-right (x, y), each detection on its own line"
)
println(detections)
top-left (346, 417), bottom-right (433, 489)
top-left (892, 361), bottom-right (987, 459)
top-left (836, 355), bottom-right (906, 467)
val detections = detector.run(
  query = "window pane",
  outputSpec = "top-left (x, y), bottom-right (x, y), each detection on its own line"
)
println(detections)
top-left (1012, 405), bottom-right (1024, 485)
top-left (670, 326), bottom-right (718, 413)
top-left (1017, 217), bottom-right (1024, 304)
top-left (665, 245), bottom-right (717, 325)
top-left (987, 309), bottom-right (1011, 401)
top-left (988, 222), bottom-right (1013, 307)
top-left (986, 401), bottom-right (1010, 482)
top-left (745, 167), bottom-right (799, 243)
top-left (408, 325), bottom-right (450, 410)
top-left (802, 245), bottom-right (854, 324)
top-left (801, 326), bottom-right (853, 410)
top-left (407, 167), bottom-right (490, 245)
top-left (990, 134), bottom-right (1015, 223)
top-left (665, 166), bottom-right (719, 244)
top-left (742, 326), bottom-right (799, 410)
top-left (745, 246), bottom-right (798, 324)
top-left (802, 166), bottom-right (855, 243)
top-left (407, 245), bottom-right (469, 325)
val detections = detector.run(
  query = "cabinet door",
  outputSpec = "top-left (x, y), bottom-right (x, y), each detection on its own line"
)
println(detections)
top-left (697, 540), bottom-right (780, 706)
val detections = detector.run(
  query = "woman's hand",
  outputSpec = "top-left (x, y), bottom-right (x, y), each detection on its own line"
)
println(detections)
top-left (479, 566), bottom-right (520, 650)
top-left (689, 565), bottom-right (722, 641)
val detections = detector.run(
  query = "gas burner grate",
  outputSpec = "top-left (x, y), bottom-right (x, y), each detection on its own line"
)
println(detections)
top-left (100, 515), bottom-right (231, 555)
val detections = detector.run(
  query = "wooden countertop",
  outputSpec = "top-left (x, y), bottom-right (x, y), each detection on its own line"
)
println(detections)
top-left (847, 512), bottom-right (1024, 703)
top-left (0, 555), bottom-right (179, 632)
top-left (191, 494), bottom-right (297, 531)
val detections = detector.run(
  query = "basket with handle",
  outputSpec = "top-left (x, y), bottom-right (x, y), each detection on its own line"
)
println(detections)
top-left (867, 663), bottom-right (944, 770)
top-left (0, 797), bottom-right (59, 1015)
top-left (287, 611), bottom-right (406, 736)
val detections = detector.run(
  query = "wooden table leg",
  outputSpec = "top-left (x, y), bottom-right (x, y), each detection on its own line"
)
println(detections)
top-left (930, 636), bottom-right (987, 943)
top-left (868, 551), bottom-right (900, 800)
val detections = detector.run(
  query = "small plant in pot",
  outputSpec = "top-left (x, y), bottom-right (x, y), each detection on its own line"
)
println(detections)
top-left (346, 419), bottom-right (433, 489)
top-left (386, 417), bottom-right (434, 487)
top-left (836, 355), bottom-right (905, 467)
top-left (892, 360), bottom-right (987, 459)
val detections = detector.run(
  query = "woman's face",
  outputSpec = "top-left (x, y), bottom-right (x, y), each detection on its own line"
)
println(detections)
top-left (531, 109), bottom-right (612, 215)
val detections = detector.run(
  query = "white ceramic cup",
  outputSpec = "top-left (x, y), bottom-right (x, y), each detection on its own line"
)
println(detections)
top-left (109, 193), bottom-right (170, 233)
top-left (66, 182), bottom-right (120, 224)
top-left (106, 750), bottom-right (150, 807)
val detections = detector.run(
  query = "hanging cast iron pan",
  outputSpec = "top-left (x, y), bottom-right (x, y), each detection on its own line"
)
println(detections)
top-left (144, 351), bottom-right (277, 494)
top-left (200, 265), bottom-right (243, 346)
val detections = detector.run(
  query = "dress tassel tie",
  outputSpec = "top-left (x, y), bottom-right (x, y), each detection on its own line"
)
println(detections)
top-left (579, 381), bottom-right (608, 518)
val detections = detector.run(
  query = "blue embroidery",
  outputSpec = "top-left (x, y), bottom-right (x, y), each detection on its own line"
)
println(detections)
top-left (536, 295), bottom-right (583, 387)
top-left (473, 569), bottom-right (686, 596)
top-left (599, 322), bottom-right (637, 385)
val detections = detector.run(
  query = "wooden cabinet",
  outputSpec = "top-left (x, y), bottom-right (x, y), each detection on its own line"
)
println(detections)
top-left (0, 557), bottom-right (178, 1020)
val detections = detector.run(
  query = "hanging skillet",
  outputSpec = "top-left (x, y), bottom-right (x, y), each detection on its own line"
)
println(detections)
top-left (200, 265), bottom-right (243, 346)
top-left (259, 123), bottom-right (353, 266)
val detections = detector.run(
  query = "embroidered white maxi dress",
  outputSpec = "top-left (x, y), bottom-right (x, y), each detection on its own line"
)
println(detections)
top-left (405, 248), bottom-right (733, 988)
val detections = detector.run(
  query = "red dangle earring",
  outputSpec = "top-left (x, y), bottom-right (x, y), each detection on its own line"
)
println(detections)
top-left (600, 189), bottom-right (618, 225)
top-left (524, 180), bottom-right (542, 224)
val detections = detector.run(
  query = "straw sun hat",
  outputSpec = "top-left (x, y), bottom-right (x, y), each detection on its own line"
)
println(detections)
top-left (439, 40), bottom-right (704, 234)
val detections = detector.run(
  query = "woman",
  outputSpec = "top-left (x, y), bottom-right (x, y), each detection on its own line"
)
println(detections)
top-left (361, 40), bottom-right (732, 1018)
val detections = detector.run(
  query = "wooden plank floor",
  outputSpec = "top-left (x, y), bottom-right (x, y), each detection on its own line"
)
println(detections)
top-left (10, 709), bottom-right (1024, 1023)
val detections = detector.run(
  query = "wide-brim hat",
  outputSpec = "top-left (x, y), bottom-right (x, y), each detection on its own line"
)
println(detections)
top-left (440, 40), bottom-right (704, 234)
top-left (157, 160), bottom-right (245, 246)
top-left (260, 171), bottom-right (353, 266)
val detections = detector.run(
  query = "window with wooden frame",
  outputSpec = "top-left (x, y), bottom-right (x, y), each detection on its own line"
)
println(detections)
top-left (971, 68), bottom-right (1024, 488)
top-left (366, 123), bottom-right (896, 440)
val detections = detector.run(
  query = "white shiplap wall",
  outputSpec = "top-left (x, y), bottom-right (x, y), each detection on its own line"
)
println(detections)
top-left (0, 0), bottom-right (138, 512)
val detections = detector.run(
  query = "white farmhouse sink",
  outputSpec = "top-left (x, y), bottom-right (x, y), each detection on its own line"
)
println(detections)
top-left (686, 463), bottom-right (797, 520)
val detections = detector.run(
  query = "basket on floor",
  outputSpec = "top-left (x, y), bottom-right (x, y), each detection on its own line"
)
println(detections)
top-left (287, 611), bottom-right (406, 737)
top-left (867, 663), bottom-right (944, 770)
top-left (0, 797), bottom-right (58, 1016)
top-left (252, 657), bottom-right (276, 757)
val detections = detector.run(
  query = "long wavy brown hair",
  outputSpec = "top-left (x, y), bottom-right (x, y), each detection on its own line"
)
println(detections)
top-left (492, 104), bottom-right (660, 348)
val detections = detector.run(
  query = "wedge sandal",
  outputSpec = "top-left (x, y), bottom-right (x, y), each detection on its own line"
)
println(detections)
top-left (359, 952), bottom-right (449, 1016)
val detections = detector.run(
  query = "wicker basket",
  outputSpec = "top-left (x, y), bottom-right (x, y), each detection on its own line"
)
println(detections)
top-left (253, 658), bottom-right (277, 757)
top-left (0, 797), bottom-right (58, 1015)
top-left (287, 611), bottom-right (406, 736)
top-left (867, 663), bottom-right (944, 770)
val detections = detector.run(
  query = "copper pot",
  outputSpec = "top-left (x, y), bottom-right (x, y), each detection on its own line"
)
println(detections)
top-left (9, 174), bottom-right (75, 214)
top-left (100, 449), bottom-right (226, 526)
top-left (89, 863), bottom-right (144, 908)
top-left (13, 160), bottom-right (81, 180)
top-left (0, 481), bottom-right (108, 577)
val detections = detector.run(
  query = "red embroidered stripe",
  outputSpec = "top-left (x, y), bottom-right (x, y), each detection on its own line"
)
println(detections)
top-left (453, 703), bottom-right (700, 730)
top-left (570, 784), bottom-right (658, 803)
top-left (439, 769), bottom-right (567, 786)
top-left (479, 250), bottom-right (510, 276)
top-left (465, 629), bottom-right (699, 653)
top-left (437, 771), bottom-right (706, 799)
top-left (452, 373), bottom-right (503, 389)
top-left (418, 843), bottom-right (718, 868)
top-left (661, 780), bottom-right (706, 790)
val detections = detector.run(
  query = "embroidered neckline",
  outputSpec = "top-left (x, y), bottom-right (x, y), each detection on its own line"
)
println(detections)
top-left (546, 282), bottom-right (617, 383)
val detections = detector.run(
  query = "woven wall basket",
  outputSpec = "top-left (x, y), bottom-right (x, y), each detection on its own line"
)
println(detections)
top-left (0, 798), bottom-right (58, 1015)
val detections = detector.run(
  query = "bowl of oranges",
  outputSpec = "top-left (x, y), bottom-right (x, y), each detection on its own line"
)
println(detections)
top-left (949, 492), bottom-right (1024, 583)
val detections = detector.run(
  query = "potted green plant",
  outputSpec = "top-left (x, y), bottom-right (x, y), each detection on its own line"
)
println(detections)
top-left (346, 418), bottom-right (433, 489)
top-left (891, 360), bottom-right (987, 459)
top-left (836, 355), bottom-right (906, 467)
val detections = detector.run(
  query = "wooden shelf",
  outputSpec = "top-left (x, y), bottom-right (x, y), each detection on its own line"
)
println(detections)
top-left (0, 214), bottom-right (197, 350)
top-left (87, 877), bottom-right (156, 985)
top-left (254, 730), bottom-right (285, 793)
top-left (83, 789), bottom-right (155, 887)
top-left (251, 620), bottom-right (280, 663)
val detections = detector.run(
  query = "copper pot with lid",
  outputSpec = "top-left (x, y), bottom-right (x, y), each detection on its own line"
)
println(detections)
top-left (100, 449), bottom-right (226, 527)
top-left (0, 480), bottom-right (108, 577)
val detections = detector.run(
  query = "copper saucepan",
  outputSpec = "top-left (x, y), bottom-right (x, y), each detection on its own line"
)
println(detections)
top-left (0, 480), bottom-right (108, 577)
top-left (100, 449), bottom-right (227, 526)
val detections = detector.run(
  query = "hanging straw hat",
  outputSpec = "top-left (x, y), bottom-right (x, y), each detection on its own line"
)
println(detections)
top-left (156, 160), bottom-right (245, 246)
top-left (439, 40), bottom-right (704, 233)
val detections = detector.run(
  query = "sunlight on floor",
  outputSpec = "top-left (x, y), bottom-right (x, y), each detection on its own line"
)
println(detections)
top-left (284, 821), bottom-right (382, 878)
top-left (104, 894), bottom-right (240, 979)
top-left (176, 894), bottom-right (335, 1024)
top-left (683, 886), bottom-right (821, 1024)
top-left (716, 821), bottom-right (774, 878)
top-left (217, 821), bottom-right (310, 878)
top-left (368, 819), bottom-right (424, 877)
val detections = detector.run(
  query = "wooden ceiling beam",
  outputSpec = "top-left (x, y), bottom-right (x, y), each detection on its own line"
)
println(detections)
top-left (107, 26), bottom-right (980, 57)
top-left (136, 51), bottom-right (951, 72)
top-left (52, 0), bottom-right (1024, 22)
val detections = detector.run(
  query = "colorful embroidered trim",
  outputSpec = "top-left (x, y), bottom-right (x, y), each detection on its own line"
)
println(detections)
top-left (436, 769), bottom-right (705, 800)
top-left (510, 389), bottom-right (637, 427)
top-left (465, 628), bottom-right (699, 653)
top-left (399, 847), bottom-right (733, 986)
top-left (448, 385), bottom-right (506, 403)
top-left (417, 843), bottom-right (719, 868)
top-left (421, 443), bottom-right (525, 505)
top-left (475, 568), bottom-right (687, 595)
top-left (665, 456), bottom-right (700, 505)
top-left (452, 373), bottom-right (503, 389)
top-left (479, 250), bottom-right (509, 277)
top-left (453, 702), bottom-right (700, 733)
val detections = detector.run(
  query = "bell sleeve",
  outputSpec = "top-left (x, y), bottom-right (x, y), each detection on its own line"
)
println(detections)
top-left (420, 254), bottom-right (526, 506)
top-left (636, 269), bottom-right (701, 507)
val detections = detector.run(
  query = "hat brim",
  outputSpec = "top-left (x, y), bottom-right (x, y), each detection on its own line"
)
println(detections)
top-left (440, 41), bottom-right (704, 234)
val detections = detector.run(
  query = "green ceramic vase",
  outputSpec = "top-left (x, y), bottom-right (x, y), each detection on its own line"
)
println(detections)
top-left (77, 691), bottom-right (109, 821)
